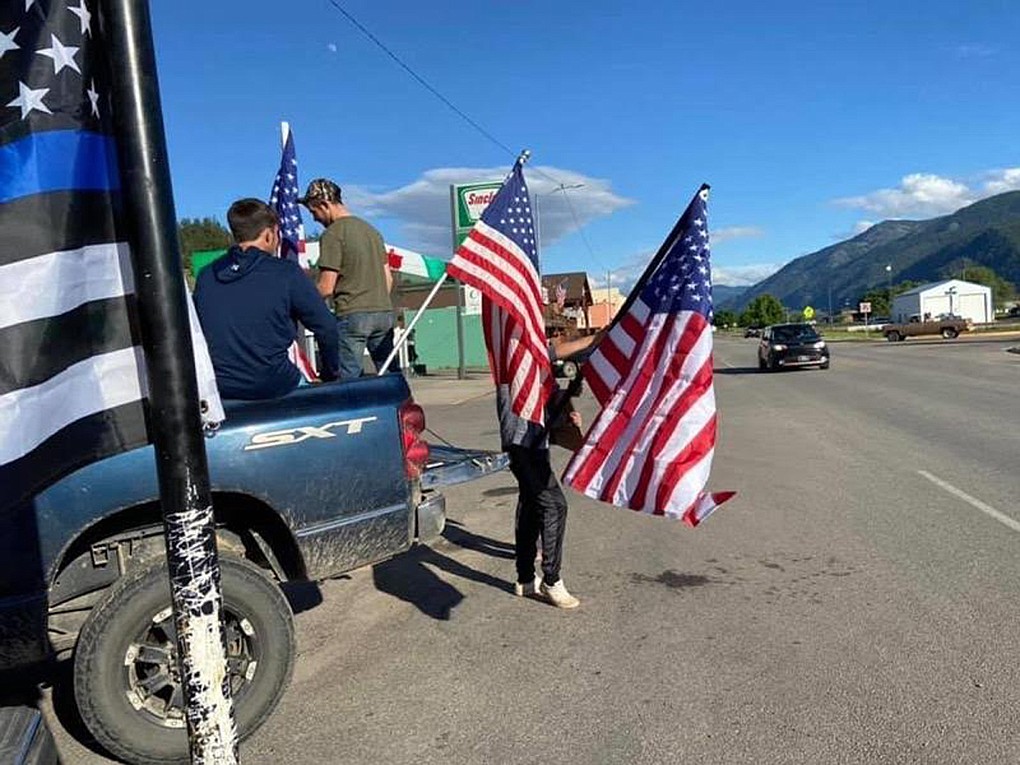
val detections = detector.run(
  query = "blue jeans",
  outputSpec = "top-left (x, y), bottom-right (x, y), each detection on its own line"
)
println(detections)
top-left (336, 311), bottom-right (398, 379)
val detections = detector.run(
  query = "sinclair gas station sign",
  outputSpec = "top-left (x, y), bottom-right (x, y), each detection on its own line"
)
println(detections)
top-left (448, 181), bottom-right (501, 320)
top-left (451, 181), bottom-right (502, 249)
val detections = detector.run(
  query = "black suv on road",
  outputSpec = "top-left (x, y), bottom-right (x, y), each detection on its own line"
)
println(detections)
top-left (758, 323), bottom-right (830, 371)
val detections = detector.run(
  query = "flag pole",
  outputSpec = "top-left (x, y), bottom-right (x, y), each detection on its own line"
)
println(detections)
top-left (549, 184), bottom-right (711, 423)
top-left (102, 1), bottom-right (238, 762)
top-left (609, 183), bottom-right (711, 332)
top-left (379, 272), bottom-right (450, 375)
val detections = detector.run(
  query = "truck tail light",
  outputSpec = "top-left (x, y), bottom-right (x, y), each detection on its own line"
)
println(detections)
top-left (399, 399), bottom-right (429, 479)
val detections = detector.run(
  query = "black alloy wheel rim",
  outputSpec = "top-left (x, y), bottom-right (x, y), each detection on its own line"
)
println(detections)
top-left (122, 604), bottom-right (259, 727)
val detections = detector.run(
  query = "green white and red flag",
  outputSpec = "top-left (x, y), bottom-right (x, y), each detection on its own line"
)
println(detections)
top-left (385, 244), bottom-right (447, 281)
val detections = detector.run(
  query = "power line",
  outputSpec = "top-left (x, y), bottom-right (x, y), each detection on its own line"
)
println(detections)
top-left (324, 2), bottom-right (567, 187)
top-left (325, 0), bottom-right (517, 159)
top-left (325, 1), bottom-right (607, 271)
top-left (559, 185), bottom-right (607, 272)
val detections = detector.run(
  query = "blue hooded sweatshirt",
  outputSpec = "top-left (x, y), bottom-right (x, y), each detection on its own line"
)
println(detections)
top-left (194, 246), bottom-right (339, 400)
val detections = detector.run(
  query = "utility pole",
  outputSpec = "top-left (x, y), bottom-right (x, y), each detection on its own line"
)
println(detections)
top-left (886, 264), bottom-right (893, 319)
top-left (450, 185), bottom-right (466, 380)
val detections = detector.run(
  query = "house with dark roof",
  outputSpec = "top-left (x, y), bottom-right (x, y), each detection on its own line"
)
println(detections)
top-left (541, 272), bottom-right (594, 332)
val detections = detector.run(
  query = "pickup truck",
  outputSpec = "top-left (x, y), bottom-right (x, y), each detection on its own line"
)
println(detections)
top-left (883, 315), bottom-right (973, 342)
top-left (0, 373), bottom-right (505, 765)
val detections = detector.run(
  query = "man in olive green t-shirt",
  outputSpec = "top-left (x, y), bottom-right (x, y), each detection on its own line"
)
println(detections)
top-left (299, 178), bottom-right (397, 379)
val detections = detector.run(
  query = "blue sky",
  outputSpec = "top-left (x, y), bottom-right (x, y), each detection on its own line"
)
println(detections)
top-left (152, 0), bottom-right (1020, 288)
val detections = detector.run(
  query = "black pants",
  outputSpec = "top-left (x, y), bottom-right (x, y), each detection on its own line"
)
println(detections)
top-left (508, 445), bottom-right (568, 585)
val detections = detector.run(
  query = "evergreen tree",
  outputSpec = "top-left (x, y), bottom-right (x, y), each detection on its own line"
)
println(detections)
top-left (952, 264), bottom-right (1015, 308)
top-left (713, 309), bottom-right (739, 327)
top-left (178, 217), bottom-right (232, 283)
top-left (739, 294), bottom-right (786, 326)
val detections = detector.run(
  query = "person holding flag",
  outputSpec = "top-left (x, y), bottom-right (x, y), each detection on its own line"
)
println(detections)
top-left (447, 153), bottom-right (597, 609)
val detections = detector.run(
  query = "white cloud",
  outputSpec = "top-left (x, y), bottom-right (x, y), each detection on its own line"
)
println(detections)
top-left (586, 254), bottom-right (782, 295)
top-left (712, 226), bottom-right (764, 245)
top-left (327, 43), bottom-right (338, 53)
top-left (982, 167), bottom-right (1020, 195)
top-left (955, 44), bottom-right (997, 59)
top-left (833, 167), bottom-right (1020, 219)
top-left (344, 164), bottom-right (632, 252)
top-left (712, 262), bottom-right (785, 287)
top-left (589, 255), bottom-right (649, 295)
top-left (832, 219), bottom-right (876, 240)
top-left (834, 173), bottom-right (974, 218)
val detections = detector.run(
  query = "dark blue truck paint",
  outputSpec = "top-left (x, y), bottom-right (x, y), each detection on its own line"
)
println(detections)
top-left (0, 373), bottom-right (506, 671)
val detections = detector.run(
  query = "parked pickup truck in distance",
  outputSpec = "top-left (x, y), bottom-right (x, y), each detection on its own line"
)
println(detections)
top-left (884, 315), bottom-right (973, 341)
top-left (0, 373), bottom-right (507, 765)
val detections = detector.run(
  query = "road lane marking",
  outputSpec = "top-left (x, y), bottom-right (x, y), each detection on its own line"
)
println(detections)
top-left (917, 470), bottom-right (1020, 533)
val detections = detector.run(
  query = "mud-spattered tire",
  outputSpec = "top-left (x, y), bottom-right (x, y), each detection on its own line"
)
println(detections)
top-left (73, 555), bottom-right (294, 764)
top-left (941, 327), bottom-right (958, 339)
top-left (886, 331), bottom-right (901, 342)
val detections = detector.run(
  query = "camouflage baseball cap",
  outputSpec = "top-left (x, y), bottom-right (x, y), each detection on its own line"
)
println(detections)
top-left (298, 178), bottom-right (342, 205)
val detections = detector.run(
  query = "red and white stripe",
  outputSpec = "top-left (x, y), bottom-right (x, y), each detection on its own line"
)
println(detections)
top-left (288, 341), bottom-right (317, 382)
top-left (449, 219), bottom-right (553, 424)
top-left (564, 302), bottom-right (733, 524)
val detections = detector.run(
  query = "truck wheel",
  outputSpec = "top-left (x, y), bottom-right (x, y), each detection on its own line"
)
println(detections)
top-left (886, 331), bottom-right (901, 342)
top-left (73, 556), bottom-right (294, 765)
top-left (561, 360), bottom-right (579, 380)
top-left (941, 328), bottom-right (958, 339)
top-left (758, 356), bottom-right (767, 371)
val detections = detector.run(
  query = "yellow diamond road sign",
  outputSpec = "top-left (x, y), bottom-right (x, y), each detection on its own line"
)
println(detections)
top-left (803, 306), bottom-right (815, 319)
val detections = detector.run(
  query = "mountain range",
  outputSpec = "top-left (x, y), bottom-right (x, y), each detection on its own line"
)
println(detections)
top-left (722, 190), bottom-right (1020, 312)
top-left (710, 284), bottom-right (748, 305)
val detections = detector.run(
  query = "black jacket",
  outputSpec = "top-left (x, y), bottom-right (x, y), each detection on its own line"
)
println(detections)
top-left (194, 246), bottom-right (339, 400)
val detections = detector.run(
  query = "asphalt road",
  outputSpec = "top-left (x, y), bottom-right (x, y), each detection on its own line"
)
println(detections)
top-left (47, 335), bottom-right (1020, 764)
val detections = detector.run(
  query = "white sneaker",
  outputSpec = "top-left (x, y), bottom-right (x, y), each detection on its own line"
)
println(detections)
top-left (540, 579), bottom-right (580, 609)
top-left (514, 577), bottom-right (541, 597)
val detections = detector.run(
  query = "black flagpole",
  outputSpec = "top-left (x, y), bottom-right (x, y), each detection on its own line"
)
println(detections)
top-left (608, 183), bottom-right (711, 330)
top-left (551, 184), bottom-right (711, 410)
top-left (101, 1), bottom-right (238, 762)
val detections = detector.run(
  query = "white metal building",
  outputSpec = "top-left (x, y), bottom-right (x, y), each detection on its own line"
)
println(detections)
top-left (891, 279), bottom-right (993, 324)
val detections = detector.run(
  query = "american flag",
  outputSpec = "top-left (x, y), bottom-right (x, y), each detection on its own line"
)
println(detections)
top-left (269, 127), bottom-right (305, 263)
top-left (269, 125), bottom-right (317, 379)
top-left (563, 186), bottom-right (734, 526)
top-left (0, 1), bottom-right (221, 512)
top-left (446, 158), bottom-right (553, 425)
top-left (555, 279), bottom-right (568, 311)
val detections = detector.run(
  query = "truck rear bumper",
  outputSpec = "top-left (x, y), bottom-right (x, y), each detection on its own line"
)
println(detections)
top-left (416, 491), bottom-right (446, 544)
top-left (421, 446), bottom-right (510, 489)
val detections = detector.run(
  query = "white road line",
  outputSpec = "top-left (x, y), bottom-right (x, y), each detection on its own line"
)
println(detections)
top-left (918, 470), bottom-right (1020, 533)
